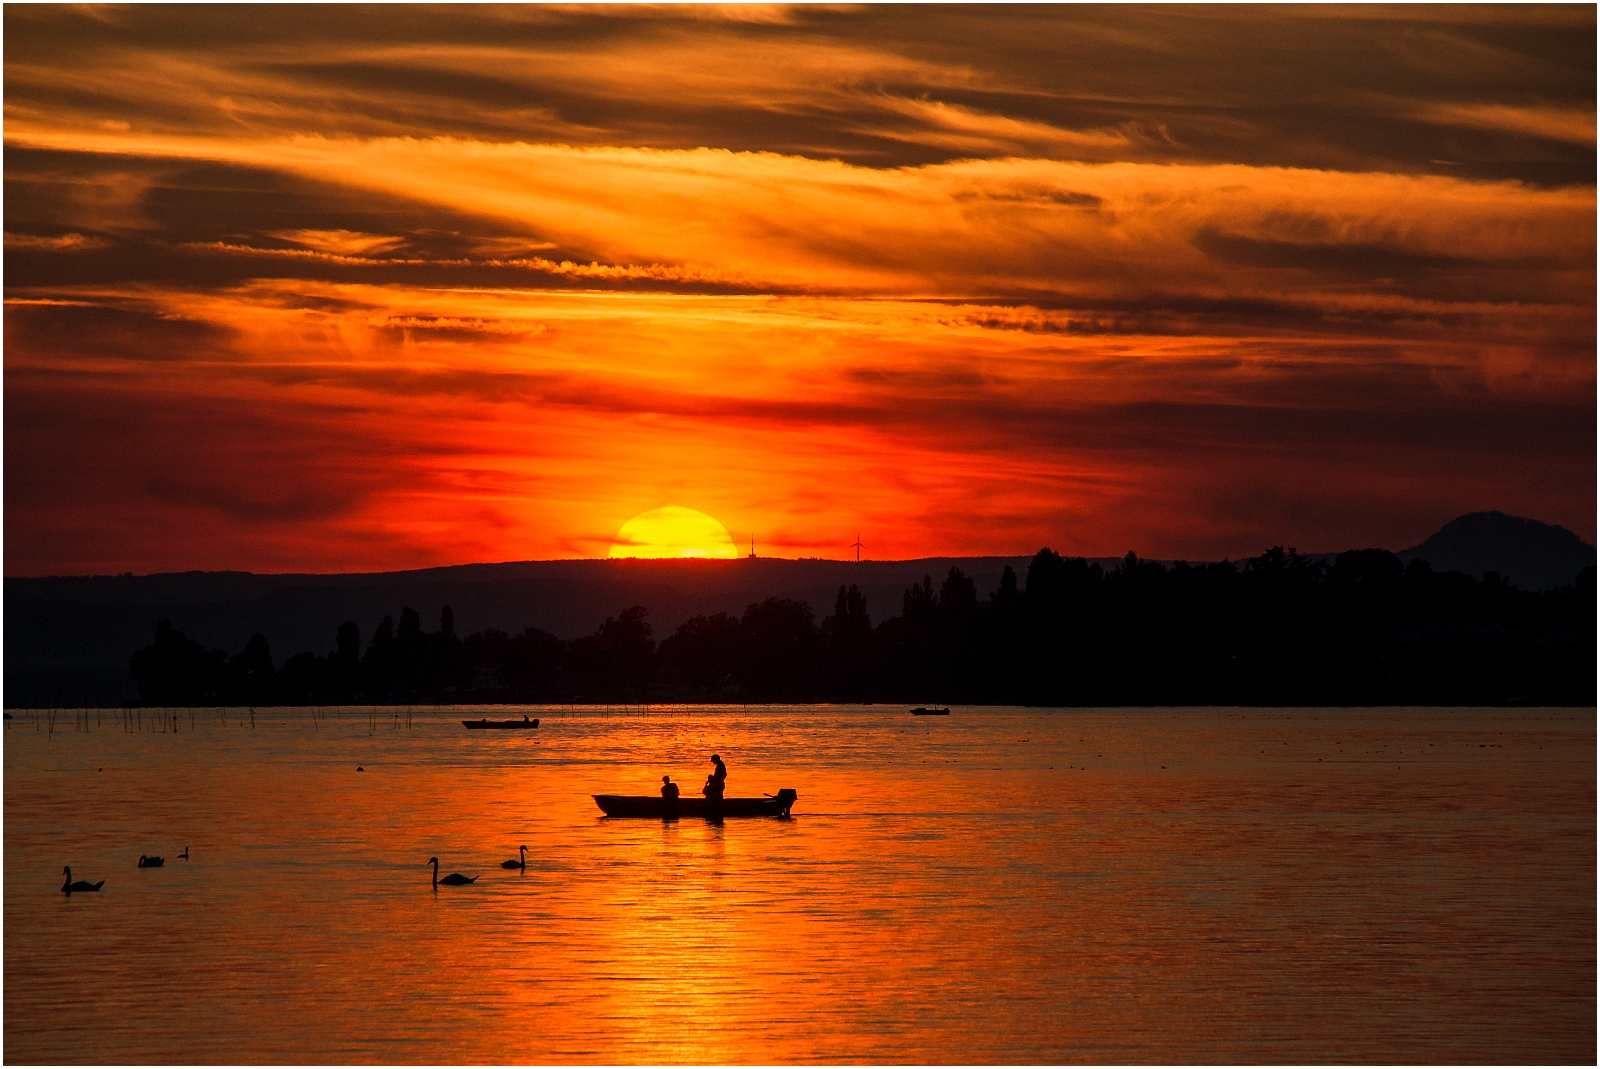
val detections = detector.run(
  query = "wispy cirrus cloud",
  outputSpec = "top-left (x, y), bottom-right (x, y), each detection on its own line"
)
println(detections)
top-left (268, 229), bottom-right (408, 256)
top-left (5, 271), bottom-right (1590, 571)
top-left (4, 231), bottom-right (112, 251)
top-left (3, 5), bottom-right (1592, 574)
top-left (5, 5), bottom-right (1593, 176)
top-left (1409, 102), bottom-right (1596, 146)
top-left (9, 127), bottom-right (1592, 304)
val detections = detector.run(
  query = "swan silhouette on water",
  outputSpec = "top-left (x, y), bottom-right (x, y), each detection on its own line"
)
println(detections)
top-left (501, 845), bottom-right (528, 870)
top-left (178, 847), bottom-right (190, 860)
top-left (61, 867), bottom-right (104, 894)
top-left (428, 857), bottom-right (478, 888)
top-left (138, 855), bottom-right (165, 868)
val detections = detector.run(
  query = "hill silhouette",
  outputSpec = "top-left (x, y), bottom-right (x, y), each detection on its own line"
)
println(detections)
top-left (5, 556), bottom-right (1050, 706)
top-left (114, 547), bottom-right (1592, 710)
top-left (1398, 512), bottom-right (1595, 591)
top-left (5, 512), bottom-right (1592, 707)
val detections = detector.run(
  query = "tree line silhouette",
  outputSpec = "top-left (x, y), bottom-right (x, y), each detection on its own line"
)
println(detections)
top-left (129, 547), bottom-right (1595, 708)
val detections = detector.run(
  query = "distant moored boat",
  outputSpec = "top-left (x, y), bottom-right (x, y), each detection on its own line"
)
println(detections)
top-left (462, 717), bottom-right (540, 730)
top-left (911, 707), bottom-right (950, 715)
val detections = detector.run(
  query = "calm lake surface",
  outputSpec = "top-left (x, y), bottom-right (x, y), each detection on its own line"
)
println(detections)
top-left (5, 705), bottom-right (1594, 1064)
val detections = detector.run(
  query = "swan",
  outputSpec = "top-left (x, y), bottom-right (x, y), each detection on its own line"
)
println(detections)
top-left (178, 847), bottom-right (189, 860)
top-left (61, 867), bottom-right (104, 893)
top-left (500, 845), bottom-right (528, 870)
top-left (428, 857), bottom-right (478, 888)
top-left (138, 855), bottom-right (164, 868)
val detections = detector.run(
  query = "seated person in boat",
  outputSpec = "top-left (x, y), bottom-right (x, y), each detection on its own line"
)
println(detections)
top-left (660, 775), bottom-right (679, 801)
top-left (706, 753), bottom-right (727, 799)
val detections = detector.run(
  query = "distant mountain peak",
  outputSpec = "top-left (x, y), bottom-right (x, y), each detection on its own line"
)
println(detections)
top-left (1399, 511), bottom-right (1595, 590)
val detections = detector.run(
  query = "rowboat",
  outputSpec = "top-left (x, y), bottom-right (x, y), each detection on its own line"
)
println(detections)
top-left (462, 717), bottom-right (540, 730)
top-left (593, 789), bottom-right (797, 818)
top-left (911, 707), bottom-right (950, 715)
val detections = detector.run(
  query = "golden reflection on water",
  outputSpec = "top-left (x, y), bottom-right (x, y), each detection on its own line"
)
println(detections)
top-left (4, 706), bottom-right (1594, 1063)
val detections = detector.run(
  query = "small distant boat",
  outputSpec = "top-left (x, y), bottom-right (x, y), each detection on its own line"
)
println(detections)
top-left (911, 707), bottom-right (950, 716)
top-left (462, 717), bottom-right (540, 730)
top-left (593, 789), bottom-right (797, 819)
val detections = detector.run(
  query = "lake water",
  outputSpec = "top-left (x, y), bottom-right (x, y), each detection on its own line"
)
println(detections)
top-left (5, 704), bottom-right (1594, 1064)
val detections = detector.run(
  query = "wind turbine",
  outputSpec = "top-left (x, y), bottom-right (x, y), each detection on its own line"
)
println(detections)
top-left (851, 533), bottom-right (864, 562)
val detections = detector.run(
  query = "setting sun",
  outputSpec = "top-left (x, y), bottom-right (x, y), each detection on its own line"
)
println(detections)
top-left (609, 506), bottom-right (739, 559)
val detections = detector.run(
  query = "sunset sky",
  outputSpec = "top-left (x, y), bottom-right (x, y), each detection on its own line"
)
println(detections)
top-left (5, 4), bottom-right (1594, 575)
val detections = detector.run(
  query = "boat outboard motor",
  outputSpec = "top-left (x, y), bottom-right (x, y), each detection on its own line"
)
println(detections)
top-left (775, 789), bottom-right (798, 817)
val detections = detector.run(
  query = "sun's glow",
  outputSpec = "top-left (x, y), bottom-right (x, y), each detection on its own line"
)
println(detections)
top-left (609, 507), bottom-right (739, 559)
top-left (1, 7), bottom-right (1593, 574)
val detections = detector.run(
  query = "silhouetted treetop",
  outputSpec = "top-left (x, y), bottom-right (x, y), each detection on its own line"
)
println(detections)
top-left (127, 546), bottom-right (1594, 707)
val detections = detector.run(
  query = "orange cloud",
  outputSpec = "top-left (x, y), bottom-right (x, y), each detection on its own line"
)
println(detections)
top-left (9, 128), bottom-right (1592, 303)
top-left (3, 5), bottom-right (1592, 576)
top-left (269, 229), bottom-right (409, 256)
top-left (5, 267), bottom-right (1591, 573)
top-left (1411, 103), bottom-right (1596, 146)
top-left (3, 231), bottom-right (111, 251)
